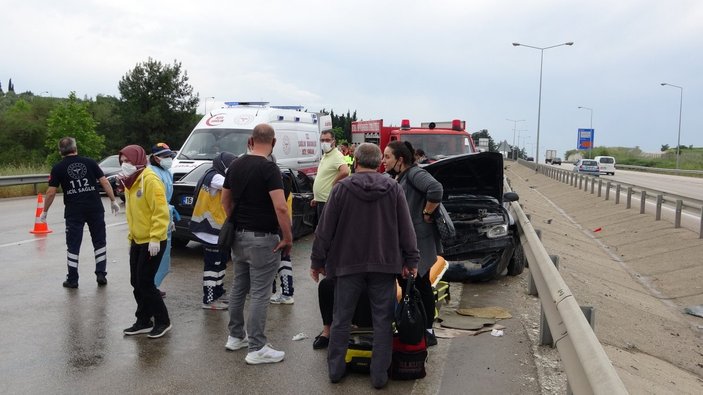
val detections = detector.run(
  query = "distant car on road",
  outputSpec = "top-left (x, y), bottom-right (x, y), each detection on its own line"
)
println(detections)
top-left (551, 157), bottom-right (562, 165)
top-left (98, 155), bottom-right (125, 201)
top-left (526, 157), bottom-right (534, 162)
top-left (594, 156), bottom-right (616, 175)
top-left (170, 163), bottom-right (317, 247)
top-left (572, 159), bottom-right (600, 176)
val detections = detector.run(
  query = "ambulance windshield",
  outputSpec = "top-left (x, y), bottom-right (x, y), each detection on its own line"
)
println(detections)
top-left (178, 128), bottom-right (250, 160)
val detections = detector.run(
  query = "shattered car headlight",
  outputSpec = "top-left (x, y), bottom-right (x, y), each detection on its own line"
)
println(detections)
top-left (483, 224), bottom-right (508, 239)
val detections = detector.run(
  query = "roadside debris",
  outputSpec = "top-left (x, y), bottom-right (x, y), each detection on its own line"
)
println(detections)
top-left (292, 332), bottom-right (308, 341)
top-left (683, 305), bottom-right (703, 319)
top-left (490, 329), bottom-right (505, 337)
top-left (457, 306), bottom-right (512, 319)
top-left (593, 227), bottom-right (602, 232)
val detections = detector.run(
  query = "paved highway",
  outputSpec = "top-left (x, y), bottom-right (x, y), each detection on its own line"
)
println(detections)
top-left (0, 195), bottom-right (541, 394)
top-left (552, 163), bottom-right (703, 200)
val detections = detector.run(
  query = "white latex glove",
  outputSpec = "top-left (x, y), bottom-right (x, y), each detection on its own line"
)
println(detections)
top-left (169, 221), bottom-right (176, 232)
top-left (148, 241), bottom-right (160, 257)
top-left (111, 201), bottom-right (120, 215)
top-left (39, 211), bottom-right (47, 222)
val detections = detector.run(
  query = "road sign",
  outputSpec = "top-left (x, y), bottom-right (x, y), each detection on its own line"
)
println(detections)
top-left (577, 128), bottom-right (594, 150)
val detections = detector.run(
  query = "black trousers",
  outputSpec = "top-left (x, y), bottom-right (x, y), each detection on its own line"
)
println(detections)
top-left (129, 241), bottom-right (170, 326)
top-left (318, 277), bottom-right (372, 327)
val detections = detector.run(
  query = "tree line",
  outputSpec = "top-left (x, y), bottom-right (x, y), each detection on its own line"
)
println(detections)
top-left (1, 59), bottom-right (501, 166)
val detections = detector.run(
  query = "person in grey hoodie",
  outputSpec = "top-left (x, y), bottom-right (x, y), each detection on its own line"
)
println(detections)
top-left (310, 143), bottom-right (419, 390)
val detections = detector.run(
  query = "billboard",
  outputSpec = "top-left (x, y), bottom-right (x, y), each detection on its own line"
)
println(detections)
top-left (577, 128), bottom-right (594, 150)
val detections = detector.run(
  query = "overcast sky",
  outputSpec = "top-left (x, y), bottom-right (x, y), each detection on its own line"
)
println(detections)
top-left (3, 0), bottom-right (702, 159)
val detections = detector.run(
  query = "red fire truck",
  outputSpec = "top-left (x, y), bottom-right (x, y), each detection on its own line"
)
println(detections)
top-left (351, 119), bottom-right (476, 161)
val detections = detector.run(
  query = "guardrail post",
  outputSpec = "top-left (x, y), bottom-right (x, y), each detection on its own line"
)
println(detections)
top-left (578, 175), bottom-right (582, 189)
top-left (590, 178), bottom-right (595, 194)
top-left (675, 200), bottom-right (683, 228)
top-left (584, 177), bottom-right (589, 191)
top-left (605, 181), bottom-right (611, 200)
top-left (597, 179), bottom-right (602, 197)
top-left (541, 303), bottom-right (595, 347)
top-left (656, 194), bottom-right (663, 220)
top-left (700, 207), bottom-right (703, 239)
top-left (640, 191), bottom-right (647, 214)
top-left (615, 184), bottom-right (621, 204)
top-left (529, 254), bottom-right (559, 296)
top-left (626, 187), bottom-right (633, 209)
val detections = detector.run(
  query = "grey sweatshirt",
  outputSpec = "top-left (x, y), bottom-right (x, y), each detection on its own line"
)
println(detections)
top-left (310, 171), bottom-right (420, 278)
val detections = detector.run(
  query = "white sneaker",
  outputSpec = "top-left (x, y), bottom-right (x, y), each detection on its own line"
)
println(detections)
top-left (245, 344), bottom-right (285, 364)
top-left (202, 300), bottom-right (229, 310)
top-left (225, 336), bottom-right (249, 351)
top-left (269, 294), bottom-right (294, 305)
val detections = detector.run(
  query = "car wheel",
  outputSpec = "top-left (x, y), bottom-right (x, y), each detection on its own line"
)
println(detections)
top-left (172, 237), bottom-right (190, 248)
top-left (507, 239), bottom-right (526, 276)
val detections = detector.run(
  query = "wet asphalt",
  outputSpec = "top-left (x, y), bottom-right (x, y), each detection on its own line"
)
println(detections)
top-left (0, 195), bottom-right (540, 394)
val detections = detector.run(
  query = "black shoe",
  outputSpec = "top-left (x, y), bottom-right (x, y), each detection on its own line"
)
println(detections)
top-left (147, 323), bottom-right (172, 339)
top-left (96, 273), bottom-right (107, 286)
top-left (313, 334), bottom-right (329, 349)
top-left (63, 280), bottom-right (78, 288)
top-left (426, 331), bottom-right (438, 347)
top-left (124, 321), bottom-right (154, 336)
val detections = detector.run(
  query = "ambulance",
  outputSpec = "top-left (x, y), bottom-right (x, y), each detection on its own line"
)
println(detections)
top-left (171, 101), bottom-right (332, 180)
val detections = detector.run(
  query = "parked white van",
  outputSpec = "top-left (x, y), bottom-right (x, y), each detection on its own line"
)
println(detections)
top-left (171, 102), bottom-right (332, 180)
top-left (594, 156), bottom-right (616, 175)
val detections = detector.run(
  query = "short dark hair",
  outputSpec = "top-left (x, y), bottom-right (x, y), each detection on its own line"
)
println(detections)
top-left (252, 123), bottom-right (275, 143)
top-left (354, 143), bottom-right (382, 169)
top-left (58, 137), bottom-right (77, 156)
top-left (387, 140), bottom-right (415, 166)
top-left (320, 130), bottom-right (335, 140)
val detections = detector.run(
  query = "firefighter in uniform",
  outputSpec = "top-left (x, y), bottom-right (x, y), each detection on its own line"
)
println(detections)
top-left (42, 137), bottom-right (120, 288)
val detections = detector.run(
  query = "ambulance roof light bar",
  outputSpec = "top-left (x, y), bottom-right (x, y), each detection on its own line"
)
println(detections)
top-left (400, 119), bottom-right (411, 130)
top-left (451, 119), bottom-right (463, 131)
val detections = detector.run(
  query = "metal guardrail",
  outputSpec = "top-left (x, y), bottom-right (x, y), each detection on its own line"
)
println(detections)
top-left (505, 180), bottom-right (628, 394)
top-left (520, 160), bottom-right (703, 238)
top-left (0, 174), bottom-right (49, 187)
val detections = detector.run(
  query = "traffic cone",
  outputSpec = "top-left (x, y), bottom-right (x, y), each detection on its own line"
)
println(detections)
top-left (30, 193), bottom-right (52, 234)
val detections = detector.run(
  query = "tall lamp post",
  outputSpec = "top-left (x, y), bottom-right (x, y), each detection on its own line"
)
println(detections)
top-left (578, 106), bottom-right (593, 158)
top-left (513, 41), bottom-right (574, 164)
top-left (204, 96), bottom-right (215, 114)
top-left (506, 118), bottom-right (525, 159)
top-left (660, 83), bottom-right (683, 170)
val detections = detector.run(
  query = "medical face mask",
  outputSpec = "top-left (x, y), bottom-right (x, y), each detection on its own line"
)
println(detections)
top-left (321, 142), bottom-right (333, 153)
top-left (159, 157), bottom-right (173, 170)
top-left (121, 162), bottom-right (137, 176)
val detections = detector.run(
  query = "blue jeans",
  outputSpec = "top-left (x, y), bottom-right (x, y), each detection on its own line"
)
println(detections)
top-left (227, 230), bottom-right (280, 352)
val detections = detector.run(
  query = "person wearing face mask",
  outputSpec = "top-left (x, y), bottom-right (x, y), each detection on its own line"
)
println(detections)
top-left (148, 143), bottom-right (179, 296)
top-left (382, 140), bottom-right (443, 347)
top-left (42, 137), bottom-right (120, 288)
top-left (190, 151), bottom-right (237, 310)
top-left (119, 145), bottom-right (172, 339)
top-left (311, 130), bottom-right (350, 227)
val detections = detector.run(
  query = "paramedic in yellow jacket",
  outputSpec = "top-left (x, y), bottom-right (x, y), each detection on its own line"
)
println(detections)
top-left (118, 145), bottom-right (172, 339)
top-left (190, 152), bottom-right (237, 310)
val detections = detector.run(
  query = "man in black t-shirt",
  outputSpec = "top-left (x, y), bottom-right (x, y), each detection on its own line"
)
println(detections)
top-left (42, 137), bottom-right (120, 288)
top-left (221, 124), bottom-right (292, 364)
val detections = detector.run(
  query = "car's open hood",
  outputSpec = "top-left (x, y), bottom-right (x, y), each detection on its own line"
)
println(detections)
top-left (424, 152), bottom-right (504, 202)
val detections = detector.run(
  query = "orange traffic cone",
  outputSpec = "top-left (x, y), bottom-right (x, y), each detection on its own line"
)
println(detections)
top-left (30, 193), bottom-right (52, 234)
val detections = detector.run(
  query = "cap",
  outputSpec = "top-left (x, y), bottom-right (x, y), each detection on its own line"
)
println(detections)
top-left (151, 142), bottom-right (175, 158)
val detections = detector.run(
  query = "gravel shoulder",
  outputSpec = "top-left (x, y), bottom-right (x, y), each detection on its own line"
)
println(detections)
top-left (506, 163), bottom-right (703, 394)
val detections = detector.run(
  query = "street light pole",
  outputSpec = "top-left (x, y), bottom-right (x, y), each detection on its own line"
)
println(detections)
top-left (204, 96), bottom-right (215, 114)
top-left (660, 83), bottom-right (683, 170)
top-left (513, 41), bottom-right (574, 164)
top-left (506, 118), bottom-right (525, 159)
top-left (578, 106), bottom-right (593, 158)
